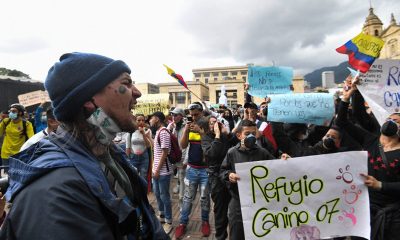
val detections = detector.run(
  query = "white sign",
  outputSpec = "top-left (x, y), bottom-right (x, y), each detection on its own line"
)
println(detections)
top-left (237, 151), bottom-right (370, 240)
top-left (358, 59), bottom-right (400, 126)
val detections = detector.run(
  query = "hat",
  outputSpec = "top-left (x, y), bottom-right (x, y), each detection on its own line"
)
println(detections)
top-left (171, 108), bottom-right (185, 116)
top-left (150, 111), bottom-right (166, 122)
top-left (45, 52), bottom-right (131, 121)
top-left (244, 102), bottom-right (258, 109)
top-left (9, 103), bottom-right (25, 113)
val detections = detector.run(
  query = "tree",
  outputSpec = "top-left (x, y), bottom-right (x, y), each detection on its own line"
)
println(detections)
top-left (0, 67), bottom-right (31, 79)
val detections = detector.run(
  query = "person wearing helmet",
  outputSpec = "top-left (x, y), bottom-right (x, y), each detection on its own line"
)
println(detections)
top-left (0, 103), bottom-right (34, 176)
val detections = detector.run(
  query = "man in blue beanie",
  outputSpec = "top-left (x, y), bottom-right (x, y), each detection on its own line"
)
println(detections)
top-left (0, 52), bottom-right (170, 240)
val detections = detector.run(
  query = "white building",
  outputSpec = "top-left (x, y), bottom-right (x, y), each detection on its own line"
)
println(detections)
top-left (322, 71), bottom-right (335, 89)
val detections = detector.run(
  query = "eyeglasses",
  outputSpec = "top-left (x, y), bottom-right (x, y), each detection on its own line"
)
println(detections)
top-left (188, 104), bottom-right (202, 111)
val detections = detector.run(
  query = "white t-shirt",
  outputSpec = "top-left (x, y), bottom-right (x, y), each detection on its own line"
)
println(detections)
top-left (152, 127), bottom-right (172, 176)
top-left (20, 129), bottom-right (48, 152)
top-left (125, 130), bottom-right (149, 155)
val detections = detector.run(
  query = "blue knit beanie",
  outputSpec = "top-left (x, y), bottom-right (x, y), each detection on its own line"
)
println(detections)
top-left (45, 52), bottom-right (131, 121)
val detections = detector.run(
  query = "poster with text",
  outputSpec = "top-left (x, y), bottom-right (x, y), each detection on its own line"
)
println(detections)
top-left (357, 59), bottom-right (400, 126)
top-left (237, 151), bottom-right (370, 240)
top-left (132, 93), bottom-right (170, 116)
top-left (267, 93), bottom-right (335, 126)
top-left (18, 90), bottom-right (50, 107)
top-left (248, 66), bottom-right (293, 97)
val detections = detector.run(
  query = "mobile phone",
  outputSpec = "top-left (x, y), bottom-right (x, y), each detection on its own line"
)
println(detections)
top-left (187, 116), bottom-right (193, 122)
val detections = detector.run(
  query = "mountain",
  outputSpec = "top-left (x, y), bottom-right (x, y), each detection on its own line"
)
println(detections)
top-left (304, 61), bottom-right (351, 88)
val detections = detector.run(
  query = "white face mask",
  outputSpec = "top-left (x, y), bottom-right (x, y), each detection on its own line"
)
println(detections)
top-left (87, 107), bottom-right (121, 145)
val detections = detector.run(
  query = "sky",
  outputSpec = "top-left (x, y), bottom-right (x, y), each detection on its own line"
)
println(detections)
top-left (0, 0), bottom-right (399, 84)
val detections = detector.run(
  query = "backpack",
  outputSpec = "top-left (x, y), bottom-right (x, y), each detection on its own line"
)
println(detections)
top-left (2, 118), bottom-right (29, 141)
top-left (157, 128), bottom-right (182, 164)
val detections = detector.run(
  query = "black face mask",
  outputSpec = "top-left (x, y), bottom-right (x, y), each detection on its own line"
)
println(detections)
top-left (262, 107), bottom-right (268, 118)
top-left (323, 137), bottom-right (337, 150)
top-left (381, 120), bottom-right (398, 137)
top-left (244, 134), bottom-right (257, 149)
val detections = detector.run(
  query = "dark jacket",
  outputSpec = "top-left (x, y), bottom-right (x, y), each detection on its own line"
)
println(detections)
top-left (1, 129), bottom-right (168, 240)
top-left (201, 132), bottom-right (235, 174)
top-left (220, 143), bottom-right (274, 199)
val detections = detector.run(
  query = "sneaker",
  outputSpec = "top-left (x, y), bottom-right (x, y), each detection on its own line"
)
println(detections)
top-left (163, 223), bottom-right (173, 234)
top-left (158, 214), bottom-right (165, 224)
top-left (173, 184), bottom-right (179, 194)
top-left (201, 221), bottom-right (210, 237)
top-left (175, 224), bottom-right (186, 239)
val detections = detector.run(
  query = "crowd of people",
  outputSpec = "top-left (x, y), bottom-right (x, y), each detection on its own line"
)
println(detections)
top-left (0, 52), bottom-right (398, 240)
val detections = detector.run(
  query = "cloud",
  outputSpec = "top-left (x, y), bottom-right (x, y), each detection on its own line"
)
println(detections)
top-left (0, 38), bottom-right (49, 54)
top-left (177, 0), bottom-right (399, 73)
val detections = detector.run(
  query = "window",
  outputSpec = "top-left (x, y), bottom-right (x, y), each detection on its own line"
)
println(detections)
top-left (213, 72), bottom-right (219, 77)
top-left (196, 78), bottom-right (199, 82)
top-left (194, 73), bottom-right (201, 78)
top-left (176, 92), bottom-right (186, 104)
top-left (233, 77), bottom-right (236, 80)
top-left (169, 93), bottom-right (173, 104)
top-left (240, 71), bottom-right (247, 76)
top-left (205, 78), bottom-right (209, 84)
top-left (389, 39), bottom-right (398, 57)
top-left (231, 71), bottom-right (237, 76)
top-left (214, 77), bottom-right (218, 81)
top-left (203, 73), bottom-right (210, 77)
top-left (222, 72), bottom-right (228, 76)
top-left (242, 76), bottom-right (246, 81)
top-left (374, 29), bottom-right (379, 37)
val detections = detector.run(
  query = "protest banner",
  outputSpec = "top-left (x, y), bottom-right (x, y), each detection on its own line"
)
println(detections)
top-left (357, 59), bottom-right (400, 126)
top-left (132, 93), bottom-right (170, 116)
top-left (18, 90), bottom-right (50, 107)
top-left (267, 93), bottom-right (335, 126)
top-left (248, 66), bottom-right (293, 97)
top-left (236, 151), bottom-right (370, 240)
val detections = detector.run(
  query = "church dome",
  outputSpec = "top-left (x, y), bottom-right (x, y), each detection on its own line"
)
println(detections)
top-left (363, 8), bottom-right (383, 28)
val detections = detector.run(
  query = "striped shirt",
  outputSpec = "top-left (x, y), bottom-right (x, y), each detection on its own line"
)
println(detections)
top-left (153, 127), bottom-right (172, 176)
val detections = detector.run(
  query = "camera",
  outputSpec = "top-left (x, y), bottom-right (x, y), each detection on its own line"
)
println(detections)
top-left (187, 116), bottom-right (193, 122)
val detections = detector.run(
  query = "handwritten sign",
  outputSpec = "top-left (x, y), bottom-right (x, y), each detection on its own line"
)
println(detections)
top-left (248, 66), bottom-right (293, 97)
top-left (357, 59), bottom-right (400, 126)
top-left (267, 93), bottom-right (334, 126)
top-left (237, 151), bottom-right (370, 240)
top-left (18, 90), bottom-right (50, 107)
top-left (132, 93), bottom-right (170, 116)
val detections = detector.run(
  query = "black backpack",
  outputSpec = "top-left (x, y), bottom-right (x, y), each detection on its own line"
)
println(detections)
top-left (2, 118), bottom-right (29, 141)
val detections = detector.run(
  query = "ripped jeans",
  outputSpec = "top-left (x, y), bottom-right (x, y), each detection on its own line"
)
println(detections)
top-left (179, 166), bottom-right (210, 225)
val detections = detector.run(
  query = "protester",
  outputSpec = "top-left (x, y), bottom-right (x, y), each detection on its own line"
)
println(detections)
top-left (20, 107), bottom-right (59, 151)
top-left (167, 108), bottom-right (187, 210)
top-left (126, 114), bottom-right (152, 181)
top-left (336, 80), bottom-right (400, 240)
top-left (150, 111), bottom-right (173, 234)
top-left (34, 102), bottom-right (48, 133)
top-left (0, 103), bottom-right (34, 176)
top-left (175, 102), bottom-right (210, 239)
top-left (219, 120), bottom-right (275, 240)
top-left (0, 52), bottom-right (168, 239)
top-left (199, 115), bottom-right (235, 240)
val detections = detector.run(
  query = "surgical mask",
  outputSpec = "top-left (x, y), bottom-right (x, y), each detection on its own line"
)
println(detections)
top-left (323, 137), bottom-right (337, 150)
top-left (41, 116), bottom-right (47, 123)
top-left (87, 107), bottom-right (121, 145)
top-left (8, 112), bottom-right (18, 120)
top-left (243, 134), bottom-right (257, 149)
top-left (381, 120), bottom-right (399, 137)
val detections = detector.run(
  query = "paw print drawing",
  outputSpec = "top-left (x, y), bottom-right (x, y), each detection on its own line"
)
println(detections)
top-left (336, 165), bottom-right (353, 184)
top-left (338, 208), bottom-right (357, 226)
top-left (343, 185), bottom-right (362, 204)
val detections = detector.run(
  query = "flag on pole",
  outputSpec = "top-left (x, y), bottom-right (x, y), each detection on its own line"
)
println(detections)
top-left (336, 32), bottom-right (384, 73)
top-left (163, 64), bottom-right (188, 89)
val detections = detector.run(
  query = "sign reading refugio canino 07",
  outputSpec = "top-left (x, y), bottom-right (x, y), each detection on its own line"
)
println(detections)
top-left (236, 151), bottom-right (370, 240)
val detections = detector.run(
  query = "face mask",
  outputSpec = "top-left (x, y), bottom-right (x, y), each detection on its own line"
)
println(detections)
top-left (243, 134), bottom-right (257, 149)
top-left (381, 120), bottom-right (399, 137)
top-left (87, 107), bottom-right (121, 145)
top-left (262, 107), bottom-right (268, 118)
top-left (8, 112), bottom-right (18, 120)
top-left (41, 116), bottom-right (47, 123)
top-left (323, 137), bottom-right (337, 150)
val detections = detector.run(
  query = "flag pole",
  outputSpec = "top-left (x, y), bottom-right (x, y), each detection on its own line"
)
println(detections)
top-left (186, 87), bottom-right (202, 101)
top-left (352, 70), bottom-right (360, 84)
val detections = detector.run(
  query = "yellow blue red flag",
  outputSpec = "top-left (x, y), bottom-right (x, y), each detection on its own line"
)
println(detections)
top-left (163, 64), bottom-right (188, 89)
top-left (336, 32), bottom-right (384, 73)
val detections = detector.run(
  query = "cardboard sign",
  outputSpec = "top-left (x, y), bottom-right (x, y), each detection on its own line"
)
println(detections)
top-left (267, 93), bottom-right (335, 126)
top-left (18, 90), bottom-right (50, 107)
top-left (236, 151), bottom-right (370, 240)
top-left (248, 66), bottom-right (293, 97)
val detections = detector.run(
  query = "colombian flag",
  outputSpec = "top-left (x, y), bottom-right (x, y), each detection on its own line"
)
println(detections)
top-left (336, 32), bottom-right (384, 73)
top-left (163, 64), bottom-right (188, 89)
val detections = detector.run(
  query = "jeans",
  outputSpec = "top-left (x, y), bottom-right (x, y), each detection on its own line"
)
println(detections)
top-left (180, 167), bottom-right (210, 225)
top-left (152, 174), bottom-right (172, 223)
top-left (129, 151), bottom-right (149, 180)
